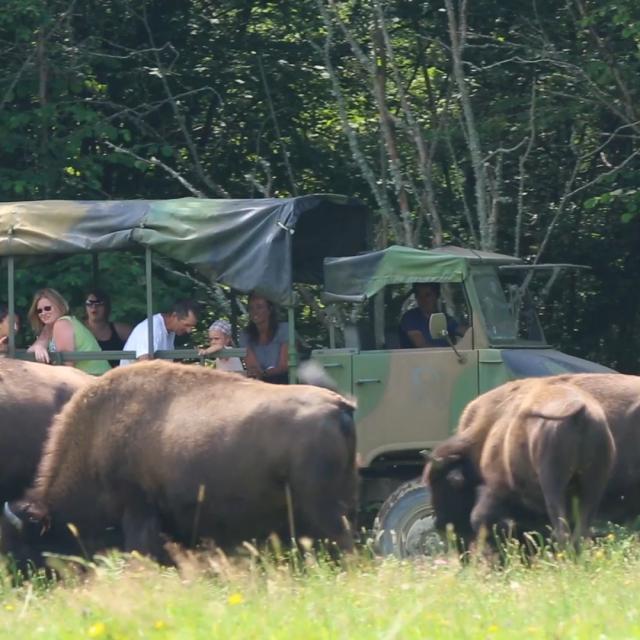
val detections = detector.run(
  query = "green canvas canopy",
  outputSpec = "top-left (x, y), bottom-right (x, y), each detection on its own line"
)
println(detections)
top-left (0, 194), bottom-right (370, 305)
top-left (323, 244), bottom-right (522, 302)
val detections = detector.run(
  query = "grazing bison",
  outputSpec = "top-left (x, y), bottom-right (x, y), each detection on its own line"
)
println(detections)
top-left (1, 360), bottom-right (357, 567)
top-left (425, 373), bottom-right (640, 546)
top-left (0, 359), bottom-right (91, 503)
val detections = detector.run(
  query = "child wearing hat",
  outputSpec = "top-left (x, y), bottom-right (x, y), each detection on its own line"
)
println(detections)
top-left (198, 319), bottom-right (245, 373)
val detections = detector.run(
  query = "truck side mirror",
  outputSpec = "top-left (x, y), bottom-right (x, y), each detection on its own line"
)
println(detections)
top-left (430, 312), bottom-right (465, 363)
top-left (429, 313), bottom-right (448, 340)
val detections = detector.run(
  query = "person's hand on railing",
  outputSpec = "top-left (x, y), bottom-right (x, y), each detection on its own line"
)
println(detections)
top-left (28, 342), bottom-right (50, 364)
top-left (245, 363), bottom-right (264, 379)
top-left (197, 343), bottom-right (224, 357)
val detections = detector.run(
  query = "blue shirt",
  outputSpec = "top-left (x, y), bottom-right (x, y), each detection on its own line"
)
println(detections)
top-left (239, 322), bottom-right (288, 370)
top-left (399, 308), bottom-right (458, 348)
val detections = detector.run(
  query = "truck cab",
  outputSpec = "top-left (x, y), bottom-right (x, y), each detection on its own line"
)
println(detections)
top-left (310, 245), bottom-right (613, 553)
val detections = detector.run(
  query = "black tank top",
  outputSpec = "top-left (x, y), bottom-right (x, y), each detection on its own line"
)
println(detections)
top-left (97, 323), bottom-right (125, 367)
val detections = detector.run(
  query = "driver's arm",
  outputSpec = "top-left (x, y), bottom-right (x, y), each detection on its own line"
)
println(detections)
top-left (406, 330), bottom-right (428, 348)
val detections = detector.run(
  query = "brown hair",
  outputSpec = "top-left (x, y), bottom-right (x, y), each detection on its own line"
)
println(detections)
top-left (83, 287), bottom-right (112, 317)
top-left (246, 292), bottom-right (279, 343)
top-left (27, 288), bottom-right (69, 332)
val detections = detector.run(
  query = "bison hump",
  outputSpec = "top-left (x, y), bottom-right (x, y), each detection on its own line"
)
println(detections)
top-left (525, 384), bottom-right (601, 422)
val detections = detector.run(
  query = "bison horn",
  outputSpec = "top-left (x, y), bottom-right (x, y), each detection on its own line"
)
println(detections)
top-left (3, 502), bottom-right (23, 531)
top-left (446, 468), bottom-right (466, 489)
top-left (429, 453), bottom-right (461, 473)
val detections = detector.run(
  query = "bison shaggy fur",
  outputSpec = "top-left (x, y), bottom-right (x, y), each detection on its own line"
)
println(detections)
top-left (424, 374), bottom-right (640, 546)
top-left (1, 361), bottom-right (358, 566)
top-left (0, 359), bottom-right (91, 503)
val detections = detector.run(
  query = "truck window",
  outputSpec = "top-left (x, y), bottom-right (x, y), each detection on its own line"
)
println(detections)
top-left (474, 270), bottom-right (545, 344)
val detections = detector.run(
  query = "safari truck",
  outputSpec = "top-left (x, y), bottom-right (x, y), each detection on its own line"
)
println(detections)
top-left (0, 196), bottom-right (613, 556)
top-left (311, 244), bottom-right (614, 556)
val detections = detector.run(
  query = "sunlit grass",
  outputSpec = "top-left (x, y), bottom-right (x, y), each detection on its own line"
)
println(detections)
top-left (1, 532), bottom-right (640, 639)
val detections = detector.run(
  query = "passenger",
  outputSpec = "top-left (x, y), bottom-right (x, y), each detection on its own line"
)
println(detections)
top-left (83, 287), bottom-right (133, 367)
top-left (120, 299), bottom-right (200, 366)
top-left (27, 288), bottom-right (110, 375)
top-left (239, 292), bottom-right (288, 384)
top-left (198, 319), bottom-right (244, 373)
top-left (0, 303), bottom-right (20, 354)
top-left (399, 283), bottom-right (459, 348)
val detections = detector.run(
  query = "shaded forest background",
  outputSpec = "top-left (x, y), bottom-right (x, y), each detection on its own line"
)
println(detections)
top-left (1, 0), bottom-right (639, 371)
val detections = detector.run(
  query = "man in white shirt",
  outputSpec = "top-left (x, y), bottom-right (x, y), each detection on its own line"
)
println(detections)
top-left (120, 299), bottom-right (200, 366)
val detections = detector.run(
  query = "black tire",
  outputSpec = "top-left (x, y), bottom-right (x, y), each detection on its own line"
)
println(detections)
top-left (373, 478), bottom-right (445, 558)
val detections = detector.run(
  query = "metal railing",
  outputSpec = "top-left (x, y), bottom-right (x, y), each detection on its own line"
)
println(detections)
top-left (11, 348), bottom-right (247, 368)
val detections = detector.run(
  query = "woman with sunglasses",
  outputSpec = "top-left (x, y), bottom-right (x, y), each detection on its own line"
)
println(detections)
top-left (83, 288), bottom-right (132, 367)
top-left (27, 288), bottom-right (110, 375)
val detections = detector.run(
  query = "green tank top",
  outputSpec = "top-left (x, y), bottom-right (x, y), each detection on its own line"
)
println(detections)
top-left (49, 316), bottom-right (111, 376)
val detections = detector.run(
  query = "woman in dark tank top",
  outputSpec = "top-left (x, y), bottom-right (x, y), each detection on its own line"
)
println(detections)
top-left (83, 288), bottom-right (133, 367)
top-left (96, 322), bottom-right (126, 351)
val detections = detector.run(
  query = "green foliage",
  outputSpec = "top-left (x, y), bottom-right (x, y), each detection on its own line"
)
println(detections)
top-left (1, 0), bottom-right (639, 369)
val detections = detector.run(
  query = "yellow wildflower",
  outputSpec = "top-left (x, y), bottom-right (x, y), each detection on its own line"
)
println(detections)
top-left (4, 604), bottom-right (14, 612)
top-left (487, 624), bottom-right (500, 633)
top-left (153, 620), bottom-right (167, 630)
top-left (228, 593), bottom-right (244, 606)
top-left (88, 622), bottom-right (107, 638)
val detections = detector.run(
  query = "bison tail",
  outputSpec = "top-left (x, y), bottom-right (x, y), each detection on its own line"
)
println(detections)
top-left (338, 406), bottom-right (357, 467)
top-left (298, 360), bottom-right (338, 392)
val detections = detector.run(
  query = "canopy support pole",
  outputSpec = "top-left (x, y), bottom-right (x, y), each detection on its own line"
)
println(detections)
top-left (287, 305), bottom-right (297, 383)
top-left (145, 248), bottom-right (154, 359)
top-left (92, 253), bottom-right (100, 288)
top-left (7, 256), bottom-right (15, 357)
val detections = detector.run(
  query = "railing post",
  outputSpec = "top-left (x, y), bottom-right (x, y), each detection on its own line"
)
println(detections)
top-left (145, 247), bottom-right (154, 359)
top-left (7, 256), bottom-right (15, 357)
top-left (92, 253), bottom-right (100, 288)
top-left (287, 304), bottom-right (297, 383)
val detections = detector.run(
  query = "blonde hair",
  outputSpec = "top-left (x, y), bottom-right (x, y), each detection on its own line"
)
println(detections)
top-left (27, 288), bottom-right (69, 332)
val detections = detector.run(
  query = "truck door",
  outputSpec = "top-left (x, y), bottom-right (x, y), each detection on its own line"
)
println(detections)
top-left (352, 342), bottom-right (479, 467)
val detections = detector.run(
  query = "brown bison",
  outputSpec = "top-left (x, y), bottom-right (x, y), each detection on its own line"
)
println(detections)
top-left (1, 361), bottom-right (357, 567)
top-left (0, 359), bottom-right (91, 503)
top-left (425, 373), bottom-right (640, 546)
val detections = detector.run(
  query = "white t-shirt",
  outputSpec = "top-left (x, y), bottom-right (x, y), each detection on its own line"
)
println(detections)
top-left (215, 349), bottom-right (245, 374)
top-left (120, 313), bottom-right (175, 366)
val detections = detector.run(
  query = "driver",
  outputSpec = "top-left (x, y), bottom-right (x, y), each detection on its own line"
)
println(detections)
top-left (399, 283), bottom-right (459, 348)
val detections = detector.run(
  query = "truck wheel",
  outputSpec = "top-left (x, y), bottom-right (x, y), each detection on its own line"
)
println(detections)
top-left (373, 479), bottom-right (445, 558)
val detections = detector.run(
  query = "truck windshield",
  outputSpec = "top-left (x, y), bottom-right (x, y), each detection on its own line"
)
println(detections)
top-left (473, 267), bottom-right (547, 346)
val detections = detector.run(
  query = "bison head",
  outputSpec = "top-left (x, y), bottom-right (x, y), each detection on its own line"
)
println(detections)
top-left (424, 452), bottom-right (482, 549)
top-left (0, 500), bottom-right (55, 573)
top-left (0, 499), bottom-right (121, 574)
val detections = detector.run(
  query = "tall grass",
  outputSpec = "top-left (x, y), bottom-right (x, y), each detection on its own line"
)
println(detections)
top-left (1, 533), bottom-right (640, 639)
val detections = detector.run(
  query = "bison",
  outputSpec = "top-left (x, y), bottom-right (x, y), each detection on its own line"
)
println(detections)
top-left (0, 359), bottom-right (91, 503)
top-left (1, 360), bottom-right (358, 567)
top-left (425, 373), bottom-right (640, 546)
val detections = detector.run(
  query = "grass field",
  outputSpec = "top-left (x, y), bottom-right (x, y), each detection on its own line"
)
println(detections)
top-left (1, 533), bottom-right (639, 639)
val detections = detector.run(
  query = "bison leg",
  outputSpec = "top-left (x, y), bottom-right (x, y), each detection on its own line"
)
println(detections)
top-left (536, 425), bottom-right (613, 547)
top-left (537, 473), bottom-right (572, 546)
top-left (470, 486), bottom-right (518, 544)
top-left (294, 491), bottom-right (354, 552)
top-left (289, 472), bottom-right (356, 552)
top-left (538, 457), bottom-right (609, 547)
top-left (122, 502), bottom-right (165, 561)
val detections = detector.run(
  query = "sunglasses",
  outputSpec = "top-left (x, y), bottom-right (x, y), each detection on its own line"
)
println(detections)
top-left (85, 299), bottom-right (104, 307)
top-left (36, 305), bottom-right (53, 315)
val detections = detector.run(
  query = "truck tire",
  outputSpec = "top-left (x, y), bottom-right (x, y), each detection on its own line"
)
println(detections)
top-left (373, 478), bottom-right (445, 558)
